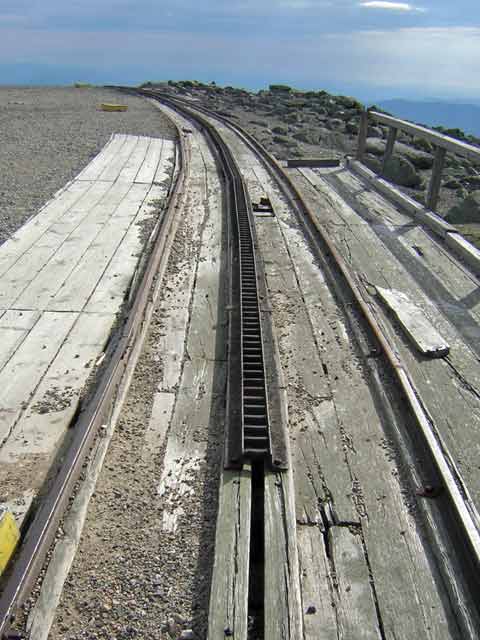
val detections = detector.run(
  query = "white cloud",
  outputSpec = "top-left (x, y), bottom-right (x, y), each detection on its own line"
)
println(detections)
top-left (359, 1), bottom-right (425, 11)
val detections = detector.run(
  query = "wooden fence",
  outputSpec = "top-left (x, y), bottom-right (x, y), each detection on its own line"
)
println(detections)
top-left (356, 110), bottom-right (480, 211)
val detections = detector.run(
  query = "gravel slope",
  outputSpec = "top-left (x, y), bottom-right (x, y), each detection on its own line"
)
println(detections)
top-left (0, 87), bottom-right (176, 245)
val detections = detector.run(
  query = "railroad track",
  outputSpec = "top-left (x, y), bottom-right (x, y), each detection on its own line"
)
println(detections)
top-left (1, 86), bottom-right (480, 638)
top-left (138, 89), bottom-right (480, 637)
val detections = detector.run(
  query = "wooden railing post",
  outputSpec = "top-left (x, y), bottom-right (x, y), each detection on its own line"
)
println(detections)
top-left (356, 110), bottom-right (368, 161)
top-left (382, 127), bottom-right (397, 174)
top-left (426, 147), bottom-right (447, 211)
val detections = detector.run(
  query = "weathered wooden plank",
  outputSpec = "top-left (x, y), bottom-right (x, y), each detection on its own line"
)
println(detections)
top-left (426, 146), bottom-right (447, 211)
top-left (255, 165), bottom-right (457, 637)
top-left (85, 187), bottom-right (167, 313)
top-left (264, 469), bottom-right (303, 639)
top-left (0, 311), bottom-right (113, 460)
top-left (330, 527), bottom-right (382, 639)
top-left (117, 136), bottom-right (151, 183)
top-left (99, 135), bottom-right (138, 182)
top-left (142, 391), bottom-right (175, 456)
top-left (256, 216), bottom-right (358, 525)
top-left (0, 311), bottom-right (78, 446)
top-left (287, 158), bottom-right (340, 168)
top-left (0, 310), bottom-right (40, 370)
top-left (76, 134), bottom-right (127, 181)
top-left (135, 138), bottom-right (164, 184)
top-left (296, 173), bottom-right (480, 504)
top-left (207, 467), bottom-right (251, 640)
top-left (356, 110), bottom-right (368, 160)
top-left (0, 181), bottom-right (113, 284)
top-left (297, 525), bottom-right (338, 640)
top-left (12, 222), bottom-right (105, 310)
top-left (382, 127), bottom-right (397, 173)
top-left (376, 286), bottom-right (450, 357)
top-left (154, 139), bottom-right (175, 184)
top-left (445, 232), bottom-right (480, 275)
top-left (46, 214), bottom-right (135, 312)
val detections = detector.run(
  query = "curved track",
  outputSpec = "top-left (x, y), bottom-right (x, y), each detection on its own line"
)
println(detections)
top-left (1, 87), bottom-right (480, 639)
top-left (140, 88), bottom-right (480, 637)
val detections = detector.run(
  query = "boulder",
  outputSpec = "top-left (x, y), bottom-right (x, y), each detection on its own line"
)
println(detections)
top-left (466, 175), bottom-right (480, 189)
top-left (443, 177), bottom-right (461, 190)
top-left (327, 118), bottom-right (344, 130)
top-left (365, 138), bottom-right (386, 156)
top-left (367, 125), bottom-right (383, 138)
top-left (365, 138), bottom-right (433, 169)
top-left (445, 191), bottom-right (480, 224)
top-left (363, 155), bottom-right (382, 174)
top-left (383, 155), bottom-right (422, 188)
top-left (271, 125), bottom-right (288, 135)
top-left (345, 120), bottom-right (359, 135)
top-left (412, 137), bottom-right (433, 153)
top-left (272, 135), bottom-right (298, 148)
top-left (292, 129), bottom-right (319, 145)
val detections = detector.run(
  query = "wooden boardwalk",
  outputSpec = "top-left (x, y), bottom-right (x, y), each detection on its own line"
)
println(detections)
top-left (290, 165), bottom-right (480, 513)
top-left (0, 133), bottom-right (175, 523)
top-left (206, 114), bottom-right (470, 638)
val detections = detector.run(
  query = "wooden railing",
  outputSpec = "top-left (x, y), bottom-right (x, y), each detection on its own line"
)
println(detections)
top-left (356, 110), bottom-right (480, 211)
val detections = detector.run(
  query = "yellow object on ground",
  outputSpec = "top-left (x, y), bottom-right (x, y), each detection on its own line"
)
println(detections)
top-left (100, 103), bottom-right (128, 112)
top-left (0, 509), bottom-right (20, 574)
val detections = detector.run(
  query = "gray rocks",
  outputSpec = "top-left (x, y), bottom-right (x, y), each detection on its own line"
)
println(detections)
top-left (445, 190), bottom-right (480, 224)
top-left (365, 138), bottom-right (387, 156)
top-left (367, 125), bottom-right (383, 138)
top-left (444, 177), bottom-right (461, 190)
top-left (365, 137), bottom-right (433, 169)
top-left (272, 134), bottom-right (297, 147)
top-left (327, 118), bottom-right (344, 130)
top-left (271, 125), bottom-right (288, 135)
top-left (383, 155), bottom-right (422, 188)
top-left (345, 120), bottom-right (359, 135)
top-left (292, 129), bottom-right (319, 145)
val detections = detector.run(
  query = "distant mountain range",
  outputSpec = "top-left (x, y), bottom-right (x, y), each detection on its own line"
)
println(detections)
top-left (374, 99), bottom-right (480, 138)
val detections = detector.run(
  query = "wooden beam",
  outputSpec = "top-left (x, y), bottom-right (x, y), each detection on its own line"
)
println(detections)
top-left (376, 286), bottom-right (449, 358)
top-left (381, 127), bottom-right (397, 174)
top-left (356, 110), bottom-right (369, 161)
top-left (370, 111), bottom-right (480, 163)
top-left (426, 146), bottom-right (446, 211)
top-left (207, 467), bottom-right (251, 640)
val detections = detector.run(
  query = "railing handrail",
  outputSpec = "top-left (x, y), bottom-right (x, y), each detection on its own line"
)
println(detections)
top-left (356, 109), bottom-right (479, 212)
top-left (368, 110), bottom-right (480, 163)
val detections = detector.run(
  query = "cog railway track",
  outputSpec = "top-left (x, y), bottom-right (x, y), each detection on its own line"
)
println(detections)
top-left (0, 86), bottom-right (479, 639)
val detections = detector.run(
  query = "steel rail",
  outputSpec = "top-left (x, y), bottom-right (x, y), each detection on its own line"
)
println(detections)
top-left (0, 122), bottom-right (187, 639)
top-left (141, 89), bottom-right (480, 636)
top-left (134, 90), bottom-right (283, 468)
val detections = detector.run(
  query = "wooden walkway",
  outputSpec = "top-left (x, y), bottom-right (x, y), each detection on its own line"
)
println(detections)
top-left (193, 115), bottom-right (466, 638)
top-left (290, 165), bottom-right (480, 514)
top-left (0, 133), bottom-right (175, 523)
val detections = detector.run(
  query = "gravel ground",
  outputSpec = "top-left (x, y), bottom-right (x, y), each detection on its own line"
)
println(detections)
top-left (0, 86), bottom-right (176, 245)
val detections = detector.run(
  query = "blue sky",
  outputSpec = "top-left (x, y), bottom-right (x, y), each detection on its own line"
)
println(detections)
top-left (0, 0), bottom-right (479, 100)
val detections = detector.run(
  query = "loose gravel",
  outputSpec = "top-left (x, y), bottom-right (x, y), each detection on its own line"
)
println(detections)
top-left (0, 86), bottom-right (176, 245)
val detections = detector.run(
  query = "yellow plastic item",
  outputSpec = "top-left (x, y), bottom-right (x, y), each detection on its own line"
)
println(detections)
top-left (0, 510), bottom-right (20, 575)
top-left (100, 103), bottom-right (128, 112)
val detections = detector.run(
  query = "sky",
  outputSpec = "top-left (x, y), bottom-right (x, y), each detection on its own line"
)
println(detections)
top-left (0, 0), bottom-right (479, 101)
